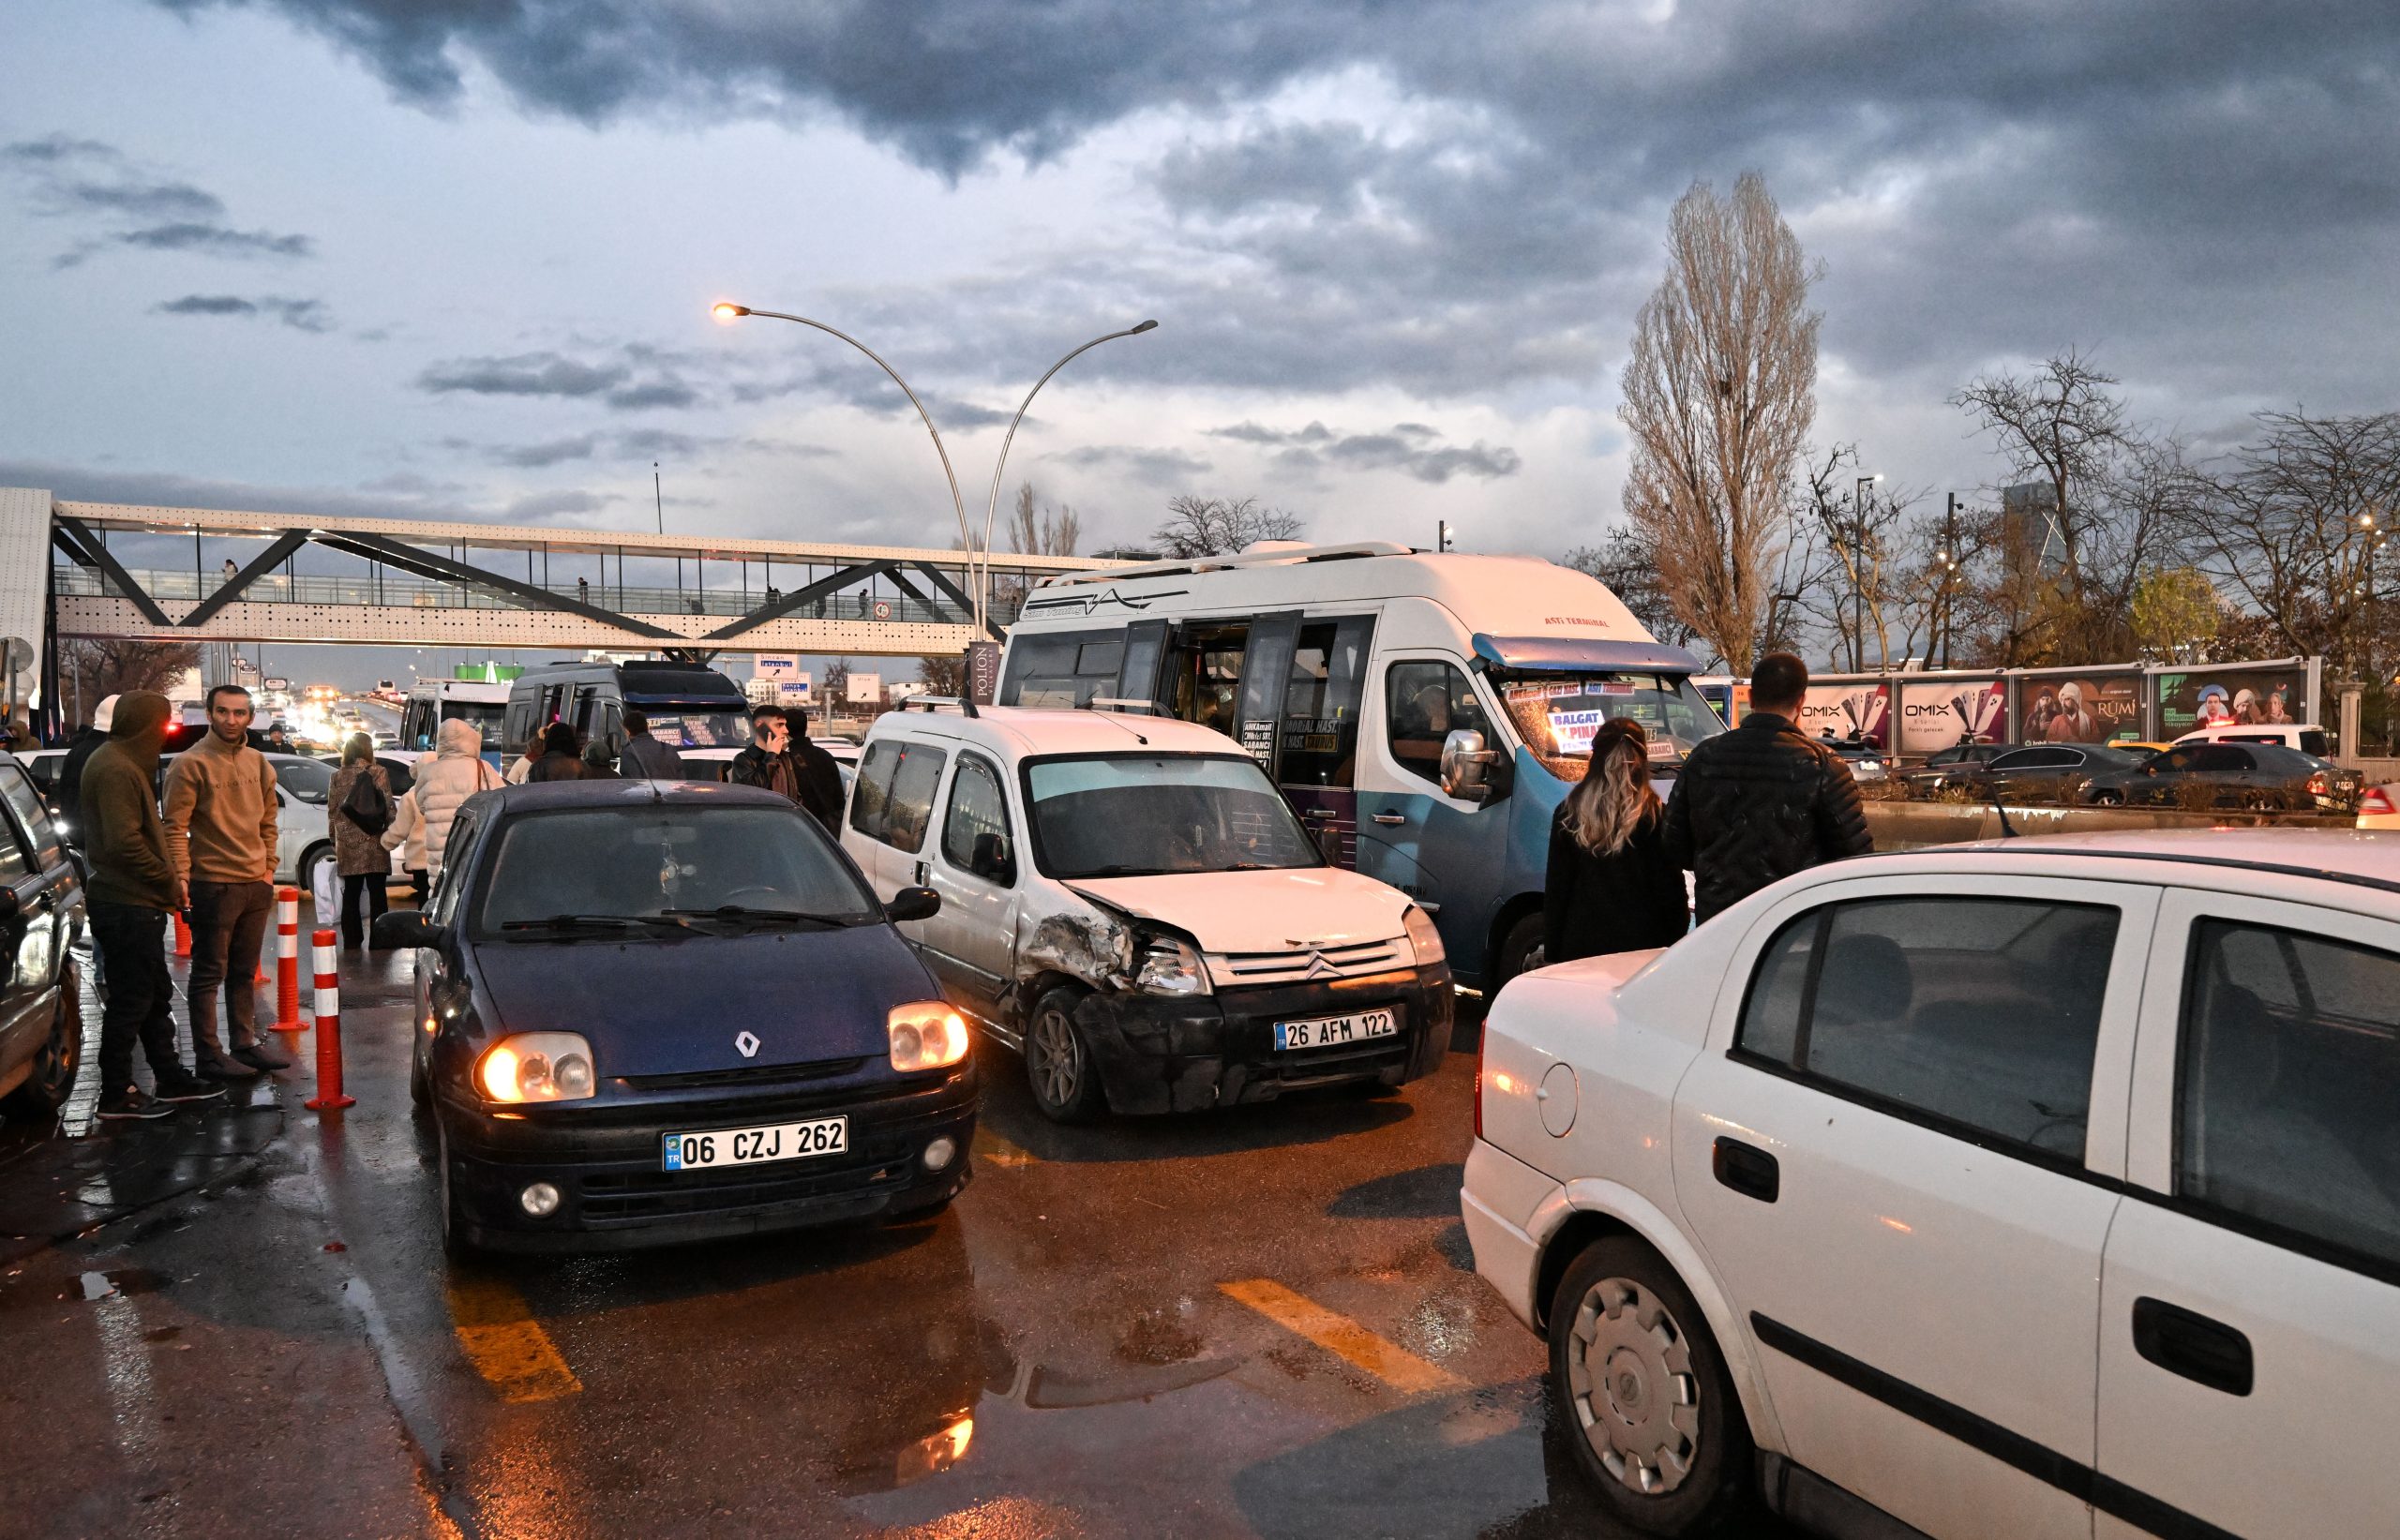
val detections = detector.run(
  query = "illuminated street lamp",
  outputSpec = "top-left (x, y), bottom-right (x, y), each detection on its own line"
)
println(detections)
top-left (977, 320), bottom-right (1159, 633)
top-left (712, 301), bottom-right (972, 561)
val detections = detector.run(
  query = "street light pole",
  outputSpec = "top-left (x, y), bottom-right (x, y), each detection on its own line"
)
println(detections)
top-left (1941, 492), bottom-right (1960, 670)
top-left (1853, 474), bottom-right (1882, 669)
top-left (712, 301), bottom-right (973, 564)
top-left (977, 320), bottom-right (1158, 634)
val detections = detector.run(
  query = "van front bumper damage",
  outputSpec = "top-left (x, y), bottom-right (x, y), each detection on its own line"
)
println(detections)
top-left (1072, 964), bottom-right (1452, 1114)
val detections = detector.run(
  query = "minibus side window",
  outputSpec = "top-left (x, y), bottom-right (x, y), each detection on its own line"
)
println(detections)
top-left (1385, 662), bottom-right (1488, 787)
top-left (1279, 618), bottom-right (1373, 788)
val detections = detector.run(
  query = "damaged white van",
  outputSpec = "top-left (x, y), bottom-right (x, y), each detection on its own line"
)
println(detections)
top-left (841, 700), bottom-right (1453, 1122)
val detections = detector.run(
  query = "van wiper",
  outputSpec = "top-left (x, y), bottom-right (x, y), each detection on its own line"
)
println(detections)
top-left (499, 913), bottom-right (699, 939)
top-left (662, 905), bottom-right (859, 930)
top-left (1071, 863), bottom-right (1163, 877)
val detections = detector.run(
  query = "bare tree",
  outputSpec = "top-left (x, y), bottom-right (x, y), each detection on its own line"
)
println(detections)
top-left (1618, 172), bottom-right (1821, 674)
top-left (60, 637), bottom-right (201, 723)
top-left (1793, 444), bottom-right (1930, 670)
top-left (1007, 481), bottom-right (1083, 557)
top-left (2167, 411), bottom-right (2400, 675)
top-left (1150, 495), bottom-right (1303, 559)
top-left (1562, 528), bottom-right (1702, 654)
top-left (916, 653), bottom-right (968, 695)
top-left (2129, 566), bottom-right (2222, 664)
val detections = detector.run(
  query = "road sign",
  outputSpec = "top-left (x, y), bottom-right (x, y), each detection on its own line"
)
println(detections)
top-left (754, 655), bottom-right (799, 681)
top-left (264, 677), bottom-right (290, 692)
top-left (871, 600), bottom-right (893, 621)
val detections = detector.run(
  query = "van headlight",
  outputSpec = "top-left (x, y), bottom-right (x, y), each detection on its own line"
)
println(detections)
top-left (1402, 906), bottom-right (1446, 967)
top-left (1132, 934), bottom-right (1212, 996)
top-left (477, 1032), bottom-right (596, 1102)
top-left (888, 1001), bottom-right (970, 1071)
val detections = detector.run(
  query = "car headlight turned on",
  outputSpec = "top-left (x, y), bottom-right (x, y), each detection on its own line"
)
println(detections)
top-left (476, 1032), bottom-right (597, 1102)
top-left (1402, 906), bottom-right (1446, 967)
top-left (889, 1001), bottom-right (969, 1072)
top-left (1132, 933), bottom-right (1212, 996)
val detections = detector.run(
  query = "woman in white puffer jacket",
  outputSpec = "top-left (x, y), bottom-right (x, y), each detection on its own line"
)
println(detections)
top-left (382, 717), bottom-right (501, 880)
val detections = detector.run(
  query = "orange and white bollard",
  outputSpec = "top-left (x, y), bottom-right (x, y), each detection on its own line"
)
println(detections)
top-left (273, 887), bottom-right (304, 1032)
top-left (172, 908), bottom-right (192, 958)
top-left (303, 928), bottom-right (354, 1112)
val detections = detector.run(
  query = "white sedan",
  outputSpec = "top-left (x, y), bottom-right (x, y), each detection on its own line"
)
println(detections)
top-left (1463, 828), bottom-right (2400, 1539)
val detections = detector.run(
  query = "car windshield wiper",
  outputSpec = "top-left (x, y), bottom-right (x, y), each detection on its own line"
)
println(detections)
top-left (498, 913), bottom-right (700, 939)
top-left (661, 905), bottom-right (861, 929)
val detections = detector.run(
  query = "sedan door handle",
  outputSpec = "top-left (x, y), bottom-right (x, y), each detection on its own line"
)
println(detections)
top-left (1371, 814), bottom-right (1407, 826)
top-left (2133, 1297), bottom-right (2252, 1396)
top-left (1712, 1137), bottom-right (1779, 1204)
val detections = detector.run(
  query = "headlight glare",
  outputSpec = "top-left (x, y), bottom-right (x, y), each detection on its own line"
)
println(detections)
top-left (1402, 906), bottom-right (1446, 966)
top-left (476, 1032), bottom-right (596, 1102)
top-left (888, 1002), bottom-right (968, 1071)
top-left (1133, 934), bottom-right (1211, 996)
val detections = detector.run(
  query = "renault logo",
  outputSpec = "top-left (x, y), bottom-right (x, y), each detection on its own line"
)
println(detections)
top-left (734, 1031), bottom-right (760, 1058)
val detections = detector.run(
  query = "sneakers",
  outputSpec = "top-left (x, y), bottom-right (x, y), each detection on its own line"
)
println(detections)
top-left (96, 1087), bottom-right (174, 1120)
top-left (196, 1055), bottom-right (262, 1081)
top-left (232, 1042), bottom-right (292, 1072)
top-left (152, 1071), bottom-right (227, 1104)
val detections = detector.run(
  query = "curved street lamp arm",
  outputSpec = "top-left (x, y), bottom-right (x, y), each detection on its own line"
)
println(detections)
top-left (976, 321), bottom-right (1158, 629)
top-left (735, 307), bottom-right (972, 562)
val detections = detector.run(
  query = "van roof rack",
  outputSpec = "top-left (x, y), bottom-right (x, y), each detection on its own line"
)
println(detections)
top-left (895, 695), bottom-right (980, 718)
top-left (1080, 696), bottom-right (1162, 715)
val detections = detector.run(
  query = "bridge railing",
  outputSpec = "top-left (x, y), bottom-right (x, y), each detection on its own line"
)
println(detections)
top-left (52, 564), bottom-right (1024, 628)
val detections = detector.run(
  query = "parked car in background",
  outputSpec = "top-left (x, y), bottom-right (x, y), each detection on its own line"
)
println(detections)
top-left (1463, 829), bottom-right (2400, 1540)
top-left (1911, 741), bottom-right (2006, 778)
top-left (846, 701), bottom-right (1452, 1123)
top-left (2172, 721), bottom-right (2333, 758)
top-left (1821, 737), bottom-right (1886, 783)
top-left (0, 752), bottom-right (86, 1120)
top-left (375, 779), bottom-right (975, 1253)
top-left (1904, 741), bottom-right (2150, 801)
top-left (2081, 740), bottom-right (2335, 810)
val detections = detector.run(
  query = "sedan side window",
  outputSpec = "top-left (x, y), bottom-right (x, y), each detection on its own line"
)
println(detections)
top-left (1384, 661), bottom-right (1488, 787)
top-left (1737, 896), bottom-right (2121, 1159)
top-left (428, 815), bottom-right (477, 925)
top-left (0, 763), bottom-right (65, 871)
top-left (939, 755), bottom-right (1013, 885)
top-left (2177, 920), bottom-right (2400, 1276)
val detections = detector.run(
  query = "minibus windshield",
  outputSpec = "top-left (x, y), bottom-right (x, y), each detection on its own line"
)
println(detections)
top-left (1493, 670), bottom-right (1725, 776)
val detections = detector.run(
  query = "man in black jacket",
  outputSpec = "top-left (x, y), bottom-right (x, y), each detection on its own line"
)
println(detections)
top-left (783, 709), bottom-right (847, 834)
top-left (1663, 652), bottom-right (1870, 923)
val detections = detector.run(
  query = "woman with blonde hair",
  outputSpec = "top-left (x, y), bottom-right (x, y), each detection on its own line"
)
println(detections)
top-left (1541, 717), bottom-right (1689, 966)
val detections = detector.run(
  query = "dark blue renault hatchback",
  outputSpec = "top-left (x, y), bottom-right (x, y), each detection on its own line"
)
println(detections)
top-left (374, 779), bottom-right (974, 1253)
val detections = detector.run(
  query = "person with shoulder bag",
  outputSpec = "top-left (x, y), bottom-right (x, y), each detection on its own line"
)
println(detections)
top-left (386, 718), bottom-right (500, 888)
top-left (1543, 718), bottom-right (1690, 965)
top-left (327, 733), bottom-right (394, 949)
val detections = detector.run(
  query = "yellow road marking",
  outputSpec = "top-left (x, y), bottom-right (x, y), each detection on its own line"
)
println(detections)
top-left (1219, 1278), bottom-right (1463, 1395)
top-left (972, 1127), bottom-right (1037, 1168)
top-left (445, 1276), bottom-right (582, 1403)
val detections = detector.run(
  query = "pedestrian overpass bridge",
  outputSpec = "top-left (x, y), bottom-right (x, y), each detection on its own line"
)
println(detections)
top-left (1, 486), bottom-right (1116, 675)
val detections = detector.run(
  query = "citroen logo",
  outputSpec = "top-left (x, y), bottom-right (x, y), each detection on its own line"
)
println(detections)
top-left (1303, 952), bottom-right (1340, 979)
top-left (734, 1031), bottom-right (760, 1058)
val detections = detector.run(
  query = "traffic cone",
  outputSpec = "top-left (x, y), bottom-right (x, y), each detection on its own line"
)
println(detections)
top-left (273, 888), bottom-right (304, 1032)
top-left (304, 929), bottom-right (354, 1112)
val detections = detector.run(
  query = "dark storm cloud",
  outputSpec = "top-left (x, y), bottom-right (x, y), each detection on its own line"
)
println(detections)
top-left (4, 134), bottom-right (317, 267)
top-left (153, 1), bottom-right (2400, 403)
top-left (417, 349), bottom-right (710, 411)
top-left (1045, 445), bottom-right (1213, 482)
top-left (117, 222), bottom-right (315, 258)
top-left (1209, 419), bottom-right (1518, 483)
top-left (156, 293), bottom-right (334, 331)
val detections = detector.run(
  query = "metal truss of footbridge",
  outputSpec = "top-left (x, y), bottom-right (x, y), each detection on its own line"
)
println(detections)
top-left (7, 487), bottom-right (1118, 664)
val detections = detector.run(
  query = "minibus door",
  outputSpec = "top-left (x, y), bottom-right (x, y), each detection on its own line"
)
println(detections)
top-left (1114, 619), bottom-right (1169, 710)
top-left (1228, 612), bottom-right (1301, 771)
top-left (1356, 653), bottom-right (1511, 977)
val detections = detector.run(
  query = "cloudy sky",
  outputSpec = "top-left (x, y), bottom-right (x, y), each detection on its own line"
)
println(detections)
top-left (5, 0), bottom-right (2398, 596)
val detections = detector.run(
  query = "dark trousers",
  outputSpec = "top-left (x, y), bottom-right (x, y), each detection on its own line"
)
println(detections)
top-left (341, 873), bottom-right (388, 947)
top-left (90, 901), bottom-right (182, 1091)
top-left (187, 878), bottom-right (274, 1066)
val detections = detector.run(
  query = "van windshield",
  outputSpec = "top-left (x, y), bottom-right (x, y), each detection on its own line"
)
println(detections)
top-left (1025, 755), bottom-right (1321, 878)
top-left (1493, 670), bottom-right (1725, 776)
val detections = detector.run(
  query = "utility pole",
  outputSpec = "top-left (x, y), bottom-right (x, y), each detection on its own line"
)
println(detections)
top-left (1942, 493), bottom-right (1960, 670)
top-left (653, 462), bottom-right (664, 535)
top-left (1436, 521), bottom-right (1454, 553)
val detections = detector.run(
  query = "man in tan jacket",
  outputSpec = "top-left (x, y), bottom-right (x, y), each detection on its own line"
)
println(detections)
top-left (162, 684), bottom-right (288, 1079)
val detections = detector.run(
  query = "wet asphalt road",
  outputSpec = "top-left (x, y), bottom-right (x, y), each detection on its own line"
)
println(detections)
top-left (0, 920), bottom-right (1802, 1539)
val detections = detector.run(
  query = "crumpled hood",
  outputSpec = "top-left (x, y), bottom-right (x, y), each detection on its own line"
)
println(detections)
top-left (467, 923), bottom-right (936, 1077)
top-left (1067, 866), bottom-right (1412, 954)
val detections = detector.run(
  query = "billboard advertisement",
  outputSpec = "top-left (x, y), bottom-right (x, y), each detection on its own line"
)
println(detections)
top-left (1797, 681), bottom-right (1890, 748)
top-left (2157, 665), bottom-right (2310, 738)
top-left (1897, 679), bottom-right (2006, 755)
top-left (2018, 672), bottom-right (2143, 744)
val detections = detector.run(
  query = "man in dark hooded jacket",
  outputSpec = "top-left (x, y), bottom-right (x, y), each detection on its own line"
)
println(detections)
top-left (783, 709), bottom-right (847, 833)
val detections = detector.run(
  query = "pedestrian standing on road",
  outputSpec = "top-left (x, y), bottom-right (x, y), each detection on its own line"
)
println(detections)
top-left (80, 691), bottom-right (223, 1119)
top-left (783, 708), bottom-right (846, 832)
top-left (263, 721), bottom-right (292, 752)
top-left (504, 732), bottom-right (539, 785)
top-left (1543, 719), bottom-right (1688, 965)
top-left (1663, 651), bottom-right (1871, 924)
top-left (327, 734), bottom-right (393, 949)
top-left (729, 707), bottom-right (800, 800)
top-left (384, 718), bottom-right (498, 887)
top-left (579, 734), bottom-right (620, 777)
top-left (525, 722), bottom-right (592, 782)
top-left (54, 695), bottom-right (113, 845)
top-left (616, 710), bottom-right (687, 781)
top-left (161, 683), bottom-right (290, 1081)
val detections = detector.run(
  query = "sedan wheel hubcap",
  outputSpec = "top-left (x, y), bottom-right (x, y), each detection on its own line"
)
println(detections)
top-left (1566, 1277), bottom-right (1701, 1496)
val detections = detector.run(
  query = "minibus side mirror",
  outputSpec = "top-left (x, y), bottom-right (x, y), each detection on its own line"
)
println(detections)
top-left (1439, 729), bottom-right (1510, 803)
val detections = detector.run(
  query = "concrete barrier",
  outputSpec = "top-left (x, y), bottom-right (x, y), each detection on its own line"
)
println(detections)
top-left (1864, 800), bottom-right (2356, 851)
